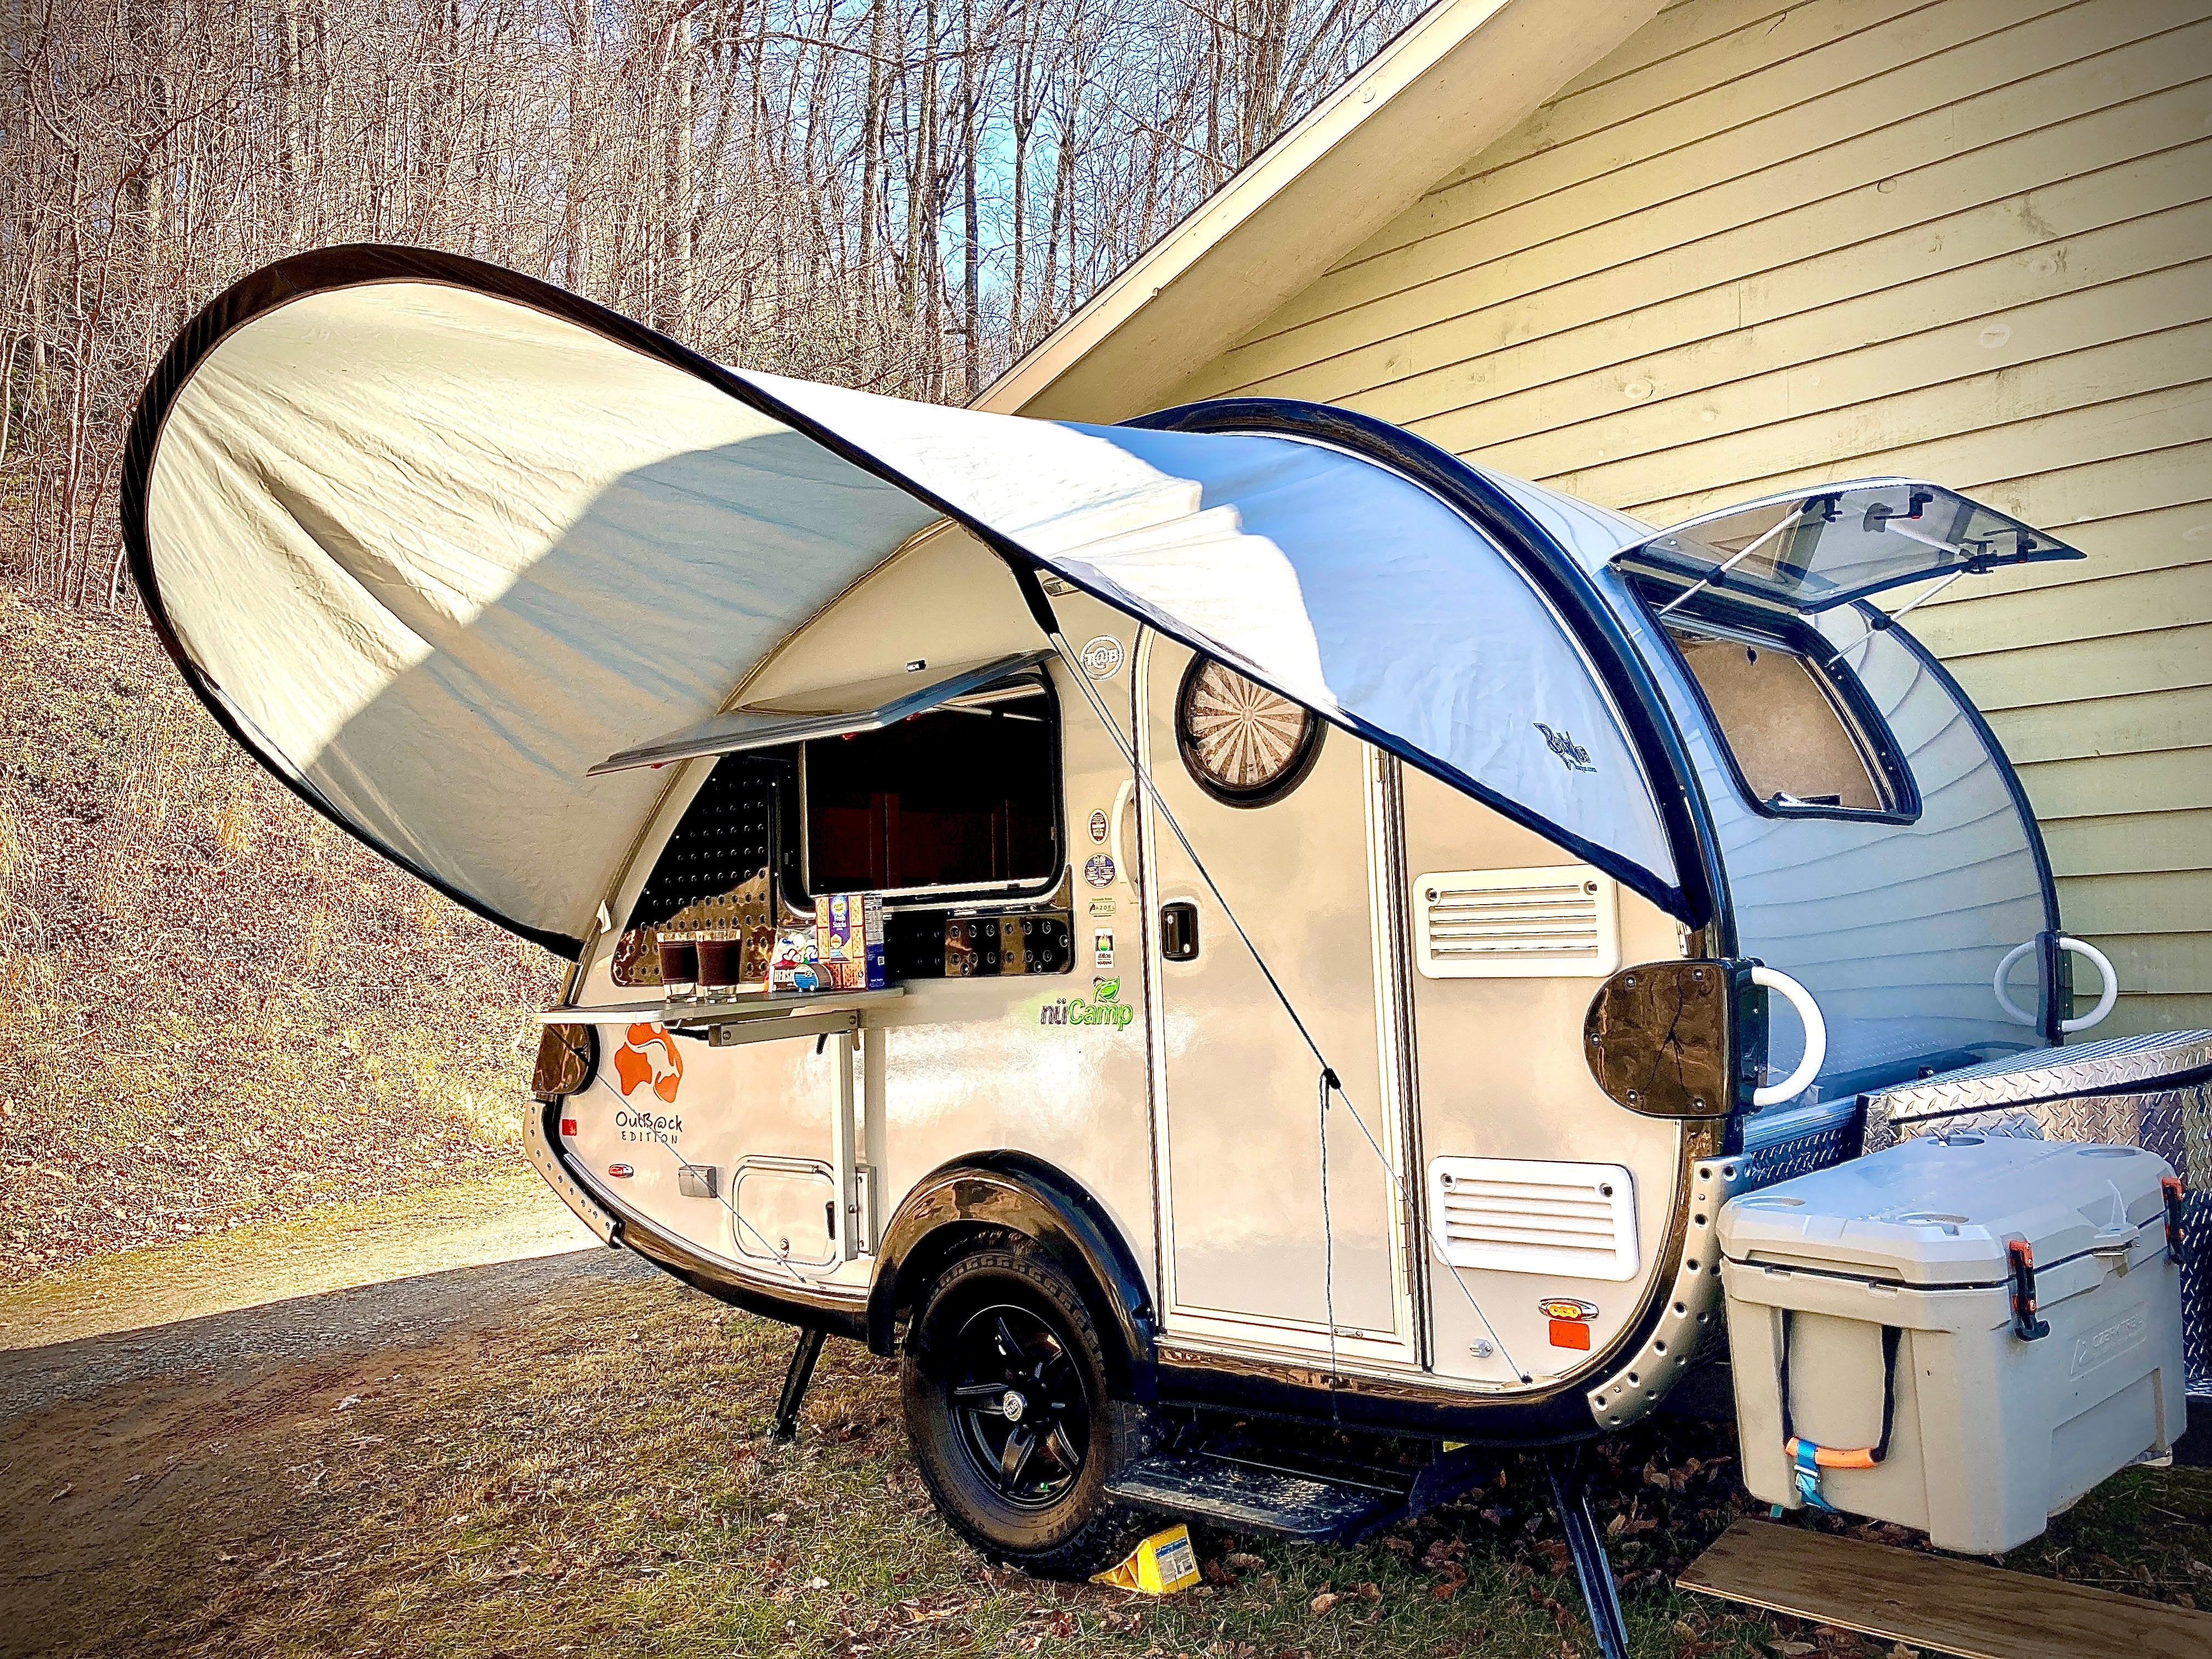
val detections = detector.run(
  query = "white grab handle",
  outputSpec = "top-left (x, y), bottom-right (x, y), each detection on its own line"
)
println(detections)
top-left (1751, 966), bottom-right (1827, 1108)
top-left (1994, 935), bottom-right (2118, 1033)
top-left (1108, 777), bottom-right (1136, 889)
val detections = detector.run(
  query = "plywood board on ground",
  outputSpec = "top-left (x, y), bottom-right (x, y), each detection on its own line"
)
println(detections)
top-left (1677, 1519), bottom-right (2212, 1659)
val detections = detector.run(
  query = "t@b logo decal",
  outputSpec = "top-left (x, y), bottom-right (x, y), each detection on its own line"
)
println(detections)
top-left (1078, 636), bottom-right (1124, 679)
top-left (612, 1022), bottom-right (684, 1103)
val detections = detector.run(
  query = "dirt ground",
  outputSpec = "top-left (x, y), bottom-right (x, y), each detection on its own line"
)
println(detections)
top-left (0, 1179), bottom-right (637, 1657)
top-left (5, 1181), bottom-right (2209, 1659)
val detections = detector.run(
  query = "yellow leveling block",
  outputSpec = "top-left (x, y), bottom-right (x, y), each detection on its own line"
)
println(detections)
top-left (1091, 1524), bottom-right (1201, 1595)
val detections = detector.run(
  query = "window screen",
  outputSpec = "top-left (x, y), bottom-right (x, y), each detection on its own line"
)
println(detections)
top-left (1666, 624), bottom-right (1898, 814)
top-left (802, 681), bottom-right (1059, 895)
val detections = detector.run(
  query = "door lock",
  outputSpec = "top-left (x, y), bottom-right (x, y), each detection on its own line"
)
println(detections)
top-left (1160, 900), bottom-right (1199, 962)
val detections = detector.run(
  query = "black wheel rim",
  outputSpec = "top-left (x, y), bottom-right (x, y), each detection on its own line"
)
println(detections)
top-left (945, 1300), bottom-right (1090, 1509)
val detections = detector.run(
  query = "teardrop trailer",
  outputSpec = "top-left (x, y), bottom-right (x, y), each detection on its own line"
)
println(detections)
top-left (123, 248), bottom-right (2199, 1650)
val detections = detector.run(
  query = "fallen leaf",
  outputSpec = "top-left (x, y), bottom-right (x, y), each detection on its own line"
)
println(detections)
top-left (1308, 1591), bottom-right (1340, 1615)
top-left (1223, 1553), bottom-right (1265, 1572)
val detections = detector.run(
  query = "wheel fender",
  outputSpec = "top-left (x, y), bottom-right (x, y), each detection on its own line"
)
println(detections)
top-left (869, 1153), bottom-right (1156, 1400)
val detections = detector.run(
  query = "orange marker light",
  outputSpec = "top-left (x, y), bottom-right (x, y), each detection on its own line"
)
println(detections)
top-left (1548, 1319), bottom-right (1592, 1350)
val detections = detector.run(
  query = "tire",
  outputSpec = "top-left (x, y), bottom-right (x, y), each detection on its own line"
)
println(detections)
top-left (900, 1236), bottom-right (1154, 1580)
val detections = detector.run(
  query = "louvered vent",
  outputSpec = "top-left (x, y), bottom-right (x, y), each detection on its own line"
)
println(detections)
top-left (1412, 864), bottom-right (1620, 979)
top-left (1425, 1157), bottom-right (1639, 1280)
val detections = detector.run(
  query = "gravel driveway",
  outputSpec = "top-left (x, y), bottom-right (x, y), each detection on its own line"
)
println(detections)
top-left (0, 1173), bottom-right (656, 1657)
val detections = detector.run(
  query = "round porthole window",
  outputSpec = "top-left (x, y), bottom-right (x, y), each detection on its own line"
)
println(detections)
top-left (1175, 657), bottom-right (1323, 807)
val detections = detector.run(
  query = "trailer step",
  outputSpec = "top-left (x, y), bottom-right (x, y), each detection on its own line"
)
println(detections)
top-left (1105, 1452), bottom-right (1395, 1541)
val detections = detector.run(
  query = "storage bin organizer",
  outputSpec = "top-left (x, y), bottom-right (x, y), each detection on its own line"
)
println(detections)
top-left (1861, 1030), bottom-right (2212, 1397)
top-left (1719, 1134), bottom-right (2185, 1555)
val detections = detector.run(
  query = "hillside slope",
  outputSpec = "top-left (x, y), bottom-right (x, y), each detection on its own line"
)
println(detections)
top-left (0, 586), bottom-right (561, 1280)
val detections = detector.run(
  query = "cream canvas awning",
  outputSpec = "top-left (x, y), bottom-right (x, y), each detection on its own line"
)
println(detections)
top-left (125, 248), bottom-right (1701, 956)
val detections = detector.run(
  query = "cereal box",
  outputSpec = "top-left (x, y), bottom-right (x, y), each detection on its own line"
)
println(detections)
top-left (814, 892), bottom-right (886, 990)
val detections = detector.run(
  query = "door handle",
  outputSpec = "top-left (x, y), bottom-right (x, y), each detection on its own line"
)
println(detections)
top-left (1160, 900), bottom-right (1199, 962)
top-left (1750, 966), bottom-right (1826, 1107)
top-left (1109, 777), bottom-right (1135, 888)
top-left (1994, 934), bottom-right (2118, 1033)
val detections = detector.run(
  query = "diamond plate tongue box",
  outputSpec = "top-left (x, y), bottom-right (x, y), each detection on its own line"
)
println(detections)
top-left (1718, 1134), bottom-right (2184, 1555)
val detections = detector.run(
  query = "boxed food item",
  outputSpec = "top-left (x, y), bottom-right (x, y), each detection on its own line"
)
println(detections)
top-left (766, 927), bottom-right (820, 993)
top-left (814, 893), bottom-right (886, 991)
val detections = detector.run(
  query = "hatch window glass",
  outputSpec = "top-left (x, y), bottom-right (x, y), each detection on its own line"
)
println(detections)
top-left (801, 676), bottom-right (1059, 896)
top-left (1664, 620), bottom-right (1906, 816)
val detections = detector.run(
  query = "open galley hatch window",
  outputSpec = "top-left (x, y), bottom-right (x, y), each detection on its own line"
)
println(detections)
top-left (799, 673), bottom-right (1062, 900)
top-left (1660, 612), bottom-right (1914, 821)
top-left (609, 670), bottom-right (1063, 986)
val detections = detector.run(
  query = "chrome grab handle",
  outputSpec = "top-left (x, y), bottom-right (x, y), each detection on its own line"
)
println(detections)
top-left (1751, 966), bottom-right (1827, 1108)
top-left (1108, 777), bottom-right (1135, 888)
top-left (1994, 935), bottom-right (2118, 1033)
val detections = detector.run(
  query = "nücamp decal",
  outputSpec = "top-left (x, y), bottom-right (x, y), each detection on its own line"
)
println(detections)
top-left (1034, 977), bottom-right (1135, 1031)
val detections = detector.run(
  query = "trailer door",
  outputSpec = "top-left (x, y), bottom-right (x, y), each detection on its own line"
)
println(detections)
top-left (1134, 628), bottom-right (1417, 1365)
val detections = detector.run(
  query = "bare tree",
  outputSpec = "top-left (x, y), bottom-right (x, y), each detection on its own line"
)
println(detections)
top-left (0, 0), bottom-right (1420, 606)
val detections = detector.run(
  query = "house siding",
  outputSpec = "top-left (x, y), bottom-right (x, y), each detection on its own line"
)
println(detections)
top-left (1171, 0), bottom-right (2212, 1037)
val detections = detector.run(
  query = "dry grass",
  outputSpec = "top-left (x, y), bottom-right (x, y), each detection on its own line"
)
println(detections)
top-left (15, 1263), bottom-right (2204, 1659)
top-left (0, 584), bottom-right (562, 1276)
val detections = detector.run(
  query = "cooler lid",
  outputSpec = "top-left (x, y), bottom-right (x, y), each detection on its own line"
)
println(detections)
top-left (1717, 1135), bottom-right (2172, 1286)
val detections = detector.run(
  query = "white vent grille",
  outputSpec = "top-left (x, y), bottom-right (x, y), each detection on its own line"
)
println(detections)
top-left (1426, 1157), bottom-right (1639, 1280)
top-left (1412, 864), bottom-right (1620, 979)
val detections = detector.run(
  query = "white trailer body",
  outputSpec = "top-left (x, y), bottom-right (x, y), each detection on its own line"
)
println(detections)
top-left (124, 250), bottom-right (2186, 1611)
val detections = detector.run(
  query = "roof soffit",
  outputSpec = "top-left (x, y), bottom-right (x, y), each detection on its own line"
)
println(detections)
top-left (974, 0), bottom-right (1665, 422)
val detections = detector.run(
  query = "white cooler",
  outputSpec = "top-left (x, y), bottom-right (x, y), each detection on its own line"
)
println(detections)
top-left (1718, 1133), bottom-right (2186, 1554)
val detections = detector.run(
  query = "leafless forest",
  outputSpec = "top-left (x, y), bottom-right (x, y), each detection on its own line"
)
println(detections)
top-left (1, 0), bottom-right (1418, 608)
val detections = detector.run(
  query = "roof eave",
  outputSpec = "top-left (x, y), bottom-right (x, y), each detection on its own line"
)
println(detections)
top-left (973, 0), bottom-right (1664, 422)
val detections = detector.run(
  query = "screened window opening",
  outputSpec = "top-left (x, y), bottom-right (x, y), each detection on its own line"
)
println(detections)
top-left (802, 678), bottom-right (1060, 896)
top-left (1666, 623), bottom-right (1899, 815)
